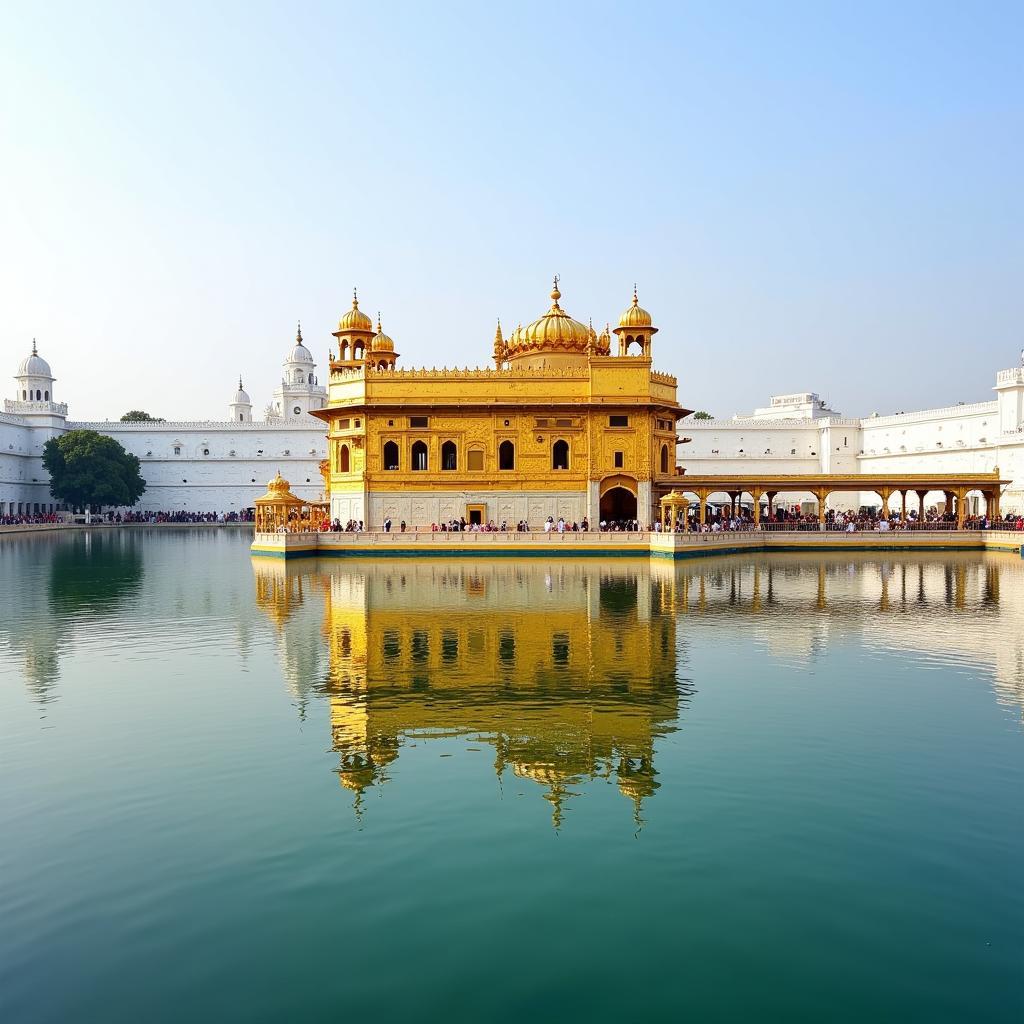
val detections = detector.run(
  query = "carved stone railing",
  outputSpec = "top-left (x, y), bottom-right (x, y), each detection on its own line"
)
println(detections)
top-left (4, 400), bottom-right (68, 415)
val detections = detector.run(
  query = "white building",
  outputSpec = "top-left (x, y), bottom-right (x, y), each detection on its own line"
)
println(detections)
top-left (683, 359), bottom-right (1024, 514)
top-left (2, 329), bottom-right (328, 517)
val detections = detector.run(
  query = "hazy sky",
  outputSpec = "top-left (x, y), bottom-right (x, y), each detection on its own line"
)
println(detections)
top-left (2, 1), bottom-right (1021, 422)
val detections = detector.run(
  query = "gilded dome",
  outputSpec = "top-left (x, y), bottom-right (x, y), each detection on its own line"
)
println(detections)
top-left (267, 471), bottom-right (291, 495)
top-left (336, 290), bottom-right (374, 334)
top-left (369, 314), bottom-right (395, 352)
top-left (618, 285), bottom-right (653, 328)
top-left (508, 278), bottom-right (591, 358)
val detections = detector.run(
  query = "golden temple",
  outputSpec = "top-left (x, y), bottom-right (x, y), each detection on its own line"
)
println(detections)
top-left (310, 279), bottom-right (688, 529)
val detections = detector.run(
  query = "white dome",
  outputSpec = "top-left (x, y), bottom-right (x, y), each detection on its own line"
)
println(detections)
top-left (233, 377), bottom-right (251, 404)
top-left (288, 344), bottom-right (314, 364)
top-left (287, 323), bottom-right (314, 364)
top-left (17, 342), bottom-right (52, 378)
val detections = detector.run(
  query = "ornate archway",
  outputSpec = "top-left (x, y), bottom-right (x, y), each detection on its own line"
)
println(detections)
top-left (599, 475), bottom-right (638, 522)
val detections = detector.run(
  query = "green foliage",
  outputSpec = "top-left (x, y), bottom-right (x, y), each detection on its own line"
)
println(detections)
top-left (692, 410), bottom-right (713, 420)
top-left (42, 430), bottom-right (147, 509)
top-left (120, 410), bottom-right (163, 422)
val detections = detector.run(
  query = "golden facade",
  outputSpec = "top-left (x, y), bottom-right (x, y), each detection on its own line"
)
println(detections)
top-left (312, 281), bottom-right (688, 528)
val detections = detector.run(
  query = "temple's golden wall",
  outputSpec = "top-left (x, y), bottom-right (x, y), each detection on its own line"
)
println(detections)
top-left (325, 406), bottom-right (677, 493)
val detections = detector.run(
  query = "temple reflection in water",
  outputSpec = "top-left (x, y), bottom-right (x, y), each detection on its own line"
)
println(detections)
top-left (256, 560), bottom-right (684, 826)
top-left (254, 552), bottom-right (1024, 826)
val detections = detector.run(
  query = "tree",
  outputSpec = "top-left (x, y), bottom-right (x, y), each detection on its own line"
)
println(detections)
top-left (43, 430), bottom-right (146, 509)
top-left (692, 410), bottom-right (713, 420)
top-left (120, 410), bottom-right (164, 421)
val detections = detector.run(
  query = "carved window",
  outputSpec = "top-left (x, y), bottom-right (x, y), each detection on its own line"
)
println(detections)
top-left (441, 441), bottom-right (457, 470)
top-left (552, 439), bottom-right (569, 470)
top-left (410, 416), bottom-right (429, 428)
top-left (383, 440), bottom-right (399, 470)
top-left (660, 444), bottom-right (669, 474)
top-left (614, 451), bottom-right (624, 468)
top-left (340, 444), bottom-right (350, 473)
top-left (609, 415), bottom-right (629, 427)
top-left (411, 440), bottom-right (428, 471)
top-left (499, 440), bottom-right (515, 470)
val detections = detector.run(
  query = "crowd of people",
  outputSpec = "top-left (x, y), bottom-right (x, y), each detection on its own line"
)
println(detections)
top-left (0, 511), bottom-right (62, 526)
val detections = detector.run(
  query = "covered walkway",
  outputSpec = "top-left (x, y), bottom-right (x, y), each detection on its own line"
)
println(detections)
top-left (658, 472), bottom-right (1009, 529)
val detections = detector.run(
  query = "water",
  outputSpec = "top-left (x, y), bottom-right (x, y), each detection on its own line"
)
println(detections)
top-left (1, 529), bottom-right (1022, 1023)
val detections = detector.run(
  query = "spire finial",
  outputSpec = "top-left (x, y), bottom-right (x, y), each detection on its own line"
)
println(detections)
top-left (32, 338), bottom-right (37, 356)
top-left (296, 321), bottom-right (303, 343)
top-left (550, 274), bottom-right (561, 306)
top-left (238, 375), bottom-right (243, 390)
top-left (352, 288), bottom-right (359, 309)
top-left (632, 283), bottom-right (639, 306)
top-left (376, 312), bottom-right (382, 334)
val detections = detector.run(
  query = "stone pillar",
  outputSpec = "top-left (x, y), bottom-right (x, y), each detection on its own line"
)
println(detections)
top-left (588, 480), bottom-right (601, 525)
top-left (956, 488), bottom-right (967, 528)
top-left (752, 488), bottom-right (763, 528)
top-left (916, 490), bottom-right (928, 521)
top-left (878, 488), bottom-right (891, 517)
top-left (638, 480), bottom-right (652, 527)
top-left (900, 490), bottom-right (907, 521)
top-left (698, 489), bottom-right (708, 528)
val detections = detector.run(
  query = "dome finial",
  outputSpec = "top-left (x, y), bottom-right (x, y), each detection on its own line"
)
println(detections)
top-left (239, 375), bottom-right (243, 390)
top-left (352, 288), bottom-right (359, 309)
top-left (632, 283), bottom-right (639, 306)
top-left (376, 311), bottom-right (382, 334)
top-left (296, 321), bottom-right (303, 344)
top-left (32, 338), bottom-right (37, 355)
top-left (550, 274), bottom-right (561, 306)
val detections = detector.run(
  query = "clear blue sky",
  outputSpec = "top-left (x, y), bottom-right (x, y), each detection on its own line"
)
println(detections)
top-left (1, 1), bottom-right (1021, 421)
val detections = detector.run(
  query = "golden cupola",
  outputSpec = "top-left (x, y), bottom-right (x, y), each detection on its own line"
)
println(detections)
top-left (333, 289), bottom-right (377, 368)
top-left (505, 277), bottom-right (593, 369)
top-left (337, 290), bottom-right (374, 334)
top-left (367, 313), bottom-right (398, 369)
top-left (613, 285), bottom-right (657, 357)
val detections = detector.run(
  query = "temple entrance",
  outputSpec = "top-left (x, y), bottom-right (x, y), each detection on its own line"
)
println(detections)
top-left (599, 486), bottom-right (637, 523)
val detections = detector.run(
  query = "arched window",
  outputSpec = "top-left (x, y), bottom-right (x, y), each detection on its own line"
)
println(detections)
top-left (44, 390), bottom-right (49, 401)
top-left (308, 373), bottom-right (314, 384)
top-left (552, 439), bottom-right (569, 470)
top-left (340, 444), bottom-right (350, 473)
top-left (35, 389), bottom-right (41, 400)
top-left (660, 444), bottom-right (669, 474)
top-left (411, 440), bottom-right (428, 471)
top-left (499, 440), bottom-right (515, 470)
top-left (354, 342), bottom-right (364, 360)
top-left (340, 341), bottom-right (350, 361)
top-left (441, 441), bottom-right (457, 470)
top-left (383, 440), bottom-right (399, 470)
top-left (21, 390), bottom-right (26, 400)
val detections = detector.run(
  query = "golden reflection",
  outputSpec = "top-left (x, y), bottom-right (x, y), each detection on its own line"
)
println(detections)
top-left (255, 560), bottom-right (684, 827)
top-left (253, 552), bottom-right (1024, 827)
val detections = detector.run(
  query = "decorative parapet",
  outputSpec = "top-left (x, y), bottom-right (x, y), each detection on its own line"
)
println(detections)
top-left (4, 400), bottom-right (68, 415)
top-left (860, 401), bottom-right (998, 428)
top-left (685, 415), bottom-right (860, 428)
top-left (0, 410), bottom-right (29, 426)
top-left (996, 367), bottom-right (1024, 387)
top-left (68, 419), bottom-right (324, 431)
top-left (330, 363), bottom-right (677, 382)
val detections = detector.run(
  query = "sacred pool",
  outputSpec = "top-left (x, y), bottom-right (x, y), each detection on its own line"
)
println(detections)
top-left (1, 529), bottom-right (1022, 1023)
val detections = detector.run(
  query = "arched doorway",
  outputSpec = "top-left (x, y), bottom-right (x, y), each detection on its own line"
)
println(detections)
top-left (600, 487), bottom-right (637, 522)
top-left (599, 476), bottom-right (639, 523)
